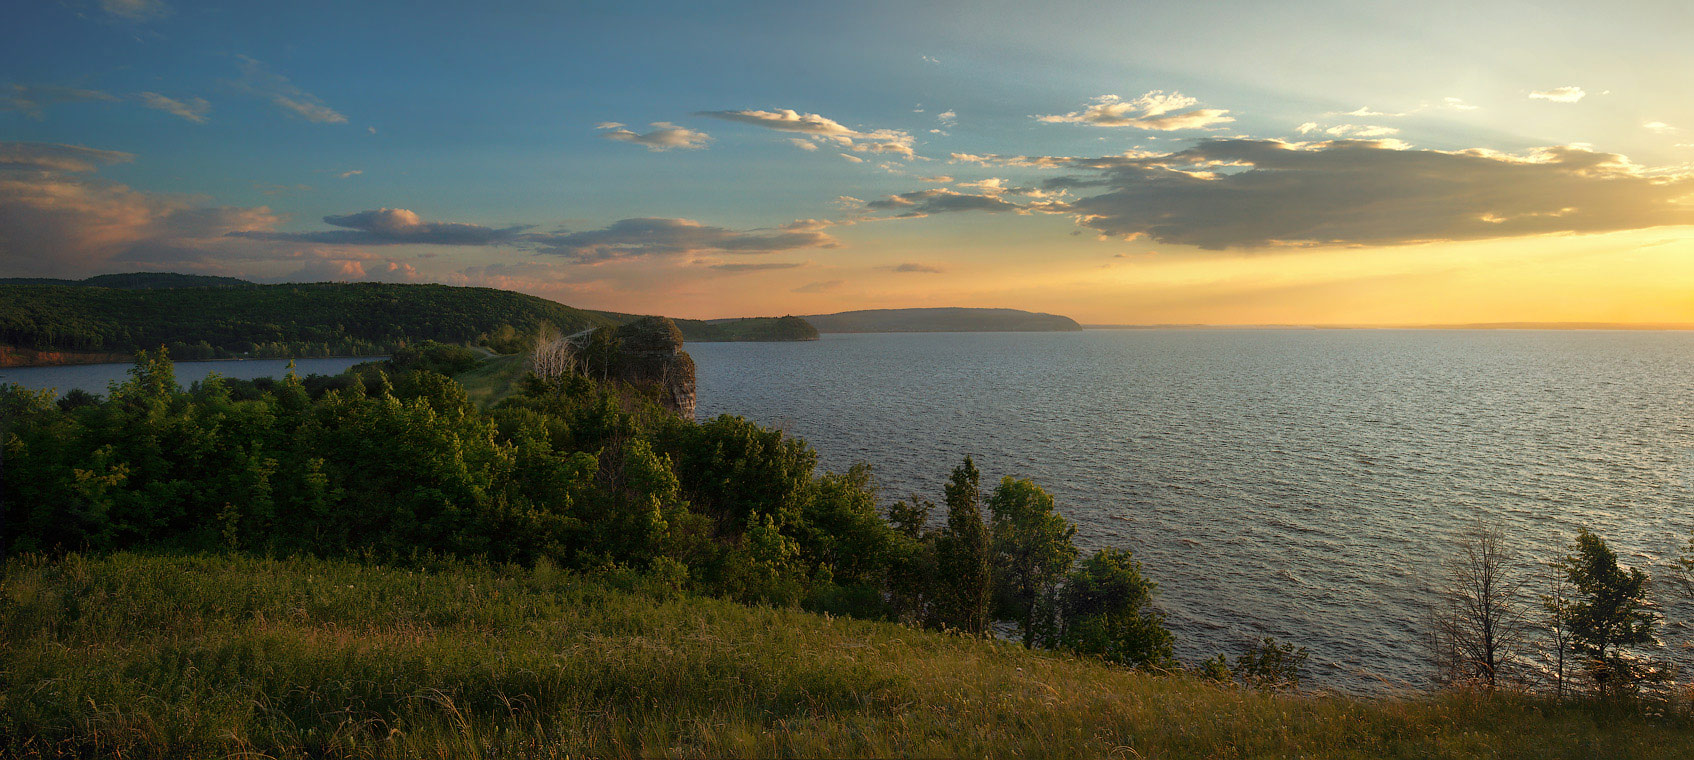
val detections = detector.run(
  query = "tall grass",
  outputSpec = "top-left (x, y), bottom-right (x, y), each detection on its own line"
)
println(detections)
top-left (3, 552), bottom-right (1691, 758)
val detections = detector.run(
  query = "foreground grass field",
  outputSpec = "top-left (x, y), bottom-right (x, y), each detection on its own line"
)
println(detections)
top-left (3, 554), bottom-right (1692, 759)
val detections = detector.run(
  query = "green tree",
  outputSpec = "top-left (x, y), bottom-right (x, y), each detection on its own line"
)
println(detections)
top-left (932, 457), bottom-right (991, 634)
top-left (1234, 637), bottom-right (1310, 691)
top-left (1058, 548), bottom-right (1173, 667)
top-left (1558, 528), bottom-right (1657, 693)
top-left (988, 476), bottom-right (1077, 647)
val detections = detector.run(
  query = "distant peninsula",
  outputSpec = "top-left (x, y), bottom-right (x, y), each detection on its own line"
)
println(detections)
top-left (802, 307), bottom-right (1082, 333)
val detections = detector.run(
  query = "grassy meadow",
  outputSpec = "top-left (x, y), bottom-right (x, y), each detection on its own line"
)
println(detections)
top-left (4, 552), bottom-right (1692, 759)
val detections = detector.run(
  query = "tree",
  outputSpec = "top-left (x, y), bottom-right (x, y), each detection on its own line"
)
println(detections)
top-left (932, 457), bottom-right (992, 634)
top-left (1057, 548), bottom-right (1173, 667)
top-left (885, 496), bottom-right (936, 626)
top-left (988, 476), bottom-right (1077, 647)
top-left (1428, 524), bottom-right (1527, 690)
top-left (1235, 637), bottom-right (1310, 691)
top-left (1558, 528), bottom-right (1657, 693)
top-left (1537, 558), bottom-right (1576, 699)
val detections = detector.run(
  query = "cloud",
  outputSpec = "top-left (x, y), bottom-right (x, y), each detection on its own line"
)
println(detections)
top-left (889, 262), bottom-right (944, 273)
top-left (598, 121), bottom-right (711, 151)
top-left (235, 56), bottom-right (348, 124)
top-left (1644, 121), bottom-right (1678, 134)
top-left (708, 262), bottom-right (805, 272)
top-left (865, 188), bottom-right (1024, 217)
top-left (937, 110), bottom-right (957, 127)
top-left (0, 141), bottom-right (280, 277)
top-left (1529, 86), bottom-right (1586, 103)
top-left (839, 153), bottom-right (864, 163)
top-left (1037, 91), bottom-right (1234, 130)
top-left (283, 251), bottom-right (422, 283)
top-left (1442, 97), bottom-right (1479, 111)
top-left (788, 138), bottom-right (819, 151)
top-left (137, 92), bottom-right (210, 123)
top-left (0, 141), bottom-right (134, 173)
top-left (532, 217), bottom-right (838, 264)
top-left (98, 0), bottom-right (169, 21)
top-left (1, 84), bottom-right (118, 119)
top-left (1035, 139), bottom-right (1694, 249)
top-left (793, 279), bottom-right (844, 293)
top-left (698, 108), bottom-right (917, 157)
top-left (232, 208), bottom-right (530, 246)
top-left (1336, 106), bottom-right (1403, 117)
top-left (338, 169), bottom-right (362, 178)
top-left (1298, 123), bottom-right (1400, 138)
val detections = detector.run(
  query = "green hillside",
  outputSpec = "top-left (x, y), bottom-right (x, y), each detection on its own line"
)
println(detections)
top-left (0, 272), bottom-right (252, 289)
top-left (0, 281), bottom-right (616, 360)
top-left (595, 311), bottom-right (820, 342)
top-left (803, 307), bottom-right (1083, 333)
top-left (3, 552), bottom-right (1688, 759)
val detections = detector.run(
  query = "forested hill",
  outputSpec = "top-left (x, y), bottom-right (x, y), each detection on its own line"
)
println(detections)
top-left (590, 311), bottom-right (820, 342)
top-left (0, 281), bottom-right (617, 362)
top-left (0, 272), bottom-right (251, 289)
top-left (802, 307), bottom-right (1083, 333)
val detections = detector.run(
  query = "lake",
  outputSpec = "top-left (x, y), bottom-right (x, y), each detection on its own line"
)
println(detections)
top-left (689, 329), bottom-right (1694, 692)
top-left (0, 356), bottom-right (378, 395)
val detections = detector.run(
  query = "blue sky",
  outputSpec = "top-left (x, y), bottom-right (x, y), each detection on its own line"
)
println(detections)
top-left (4, 0), bottom-right (1693, 322)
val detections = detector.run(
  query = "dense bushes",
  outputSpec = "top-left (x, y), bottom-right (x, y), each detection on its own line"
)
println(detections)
top-left (0, 350), bottom-right (1176, 669)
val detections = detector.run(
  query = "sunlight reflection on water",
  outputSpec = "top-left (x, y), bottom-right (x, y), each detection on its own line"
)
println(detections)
top-left (691, 329), bottom-right (1694, 692)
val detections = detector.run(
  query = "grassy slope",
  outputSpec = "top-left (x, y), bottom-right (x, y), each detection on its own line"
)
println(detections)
top-left (453, 353), bottom-right (530, 407)
top-left (4, 554), bottom-right (1690, 759)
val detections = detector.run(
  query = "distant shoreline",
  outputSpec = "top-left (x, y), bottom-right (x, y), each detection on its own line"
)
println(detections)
top-left (1083, 323), bottom-right (1694, 331)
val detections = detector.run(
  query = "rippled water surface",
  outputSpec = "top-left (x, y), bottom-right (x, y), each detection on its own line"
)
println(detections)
top-left (690, 329), bottom-right (1694, 691)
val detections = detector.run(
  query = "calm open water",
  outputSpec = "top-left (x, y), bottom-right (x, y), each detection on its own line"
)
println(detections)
top-left (690, 329), bottom-right (1694, 692)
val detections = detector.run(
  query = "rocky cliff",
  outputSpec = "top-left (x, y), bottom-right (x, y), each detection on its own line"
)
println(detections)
top-left (605, 317), bottom-right (697, 418)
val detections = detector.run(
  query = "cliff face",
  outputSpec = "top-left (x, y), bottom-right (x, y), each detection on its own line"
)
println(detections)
top-left (607, 317), bottom-right (697, 418)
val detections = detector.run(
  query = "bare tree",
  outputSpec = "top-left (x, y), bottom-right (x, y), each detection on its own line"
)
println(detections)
top-left (1535, 557), bottom-right (1575, 699)
top-left (1429, 523), bottom-right (1528, 690)
top-left (529, 323), bottom-right (579, 382)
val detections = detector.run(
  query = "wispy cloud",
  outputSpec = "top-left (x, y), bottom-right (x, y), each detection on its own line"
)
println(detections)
top-left (137, 92), bottom-right (210, 123)
top-left (1, 84), bottom-right (118, 119)
top-left (793, 279), bottom-right (844, 293)
top-left (1036, 90), bottom-right (1233, 130)
top-left (0, 141), bottom-right (134, 172)
top-left (1529, 86), bottom-right (1586, 103)
top-left (708, 262), bottom-right (805, 272)
top-left (0, 141), bottom-right (280, 277)
top-left (1296, 122), bottom-right (1400, 138)
top-left (98, 0), bottom-right (169, 21)
top-left (888, 262), bottom-right (945, 273)
top-left (234, 56), bottom-right (348, 124)
top-left (698, 108), bottom-right (917, 157)
top-left (533, 217), bottom-right (838, 264)
top-left (597, 121), bottom-right (711, 151)
top-left (232, 208), bottom-right (530, 246)
top-left (865, 188), bottom-right (1024, 217)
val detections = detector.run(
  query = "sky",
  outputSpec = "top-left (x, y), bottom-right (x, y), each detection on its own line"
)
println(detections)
top-left (3, 0), bottom-right (1693, 324)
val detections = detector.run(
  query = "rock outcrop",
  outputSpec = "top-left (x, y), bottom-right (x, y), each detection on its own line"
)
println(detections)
top-left (605, 317), bottom-right (697, 418)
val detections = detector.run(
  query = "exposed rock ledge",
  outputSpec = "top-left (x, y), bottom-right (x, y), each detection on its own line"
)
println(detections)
top-left (604, 317), bottom-right (697, 418)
